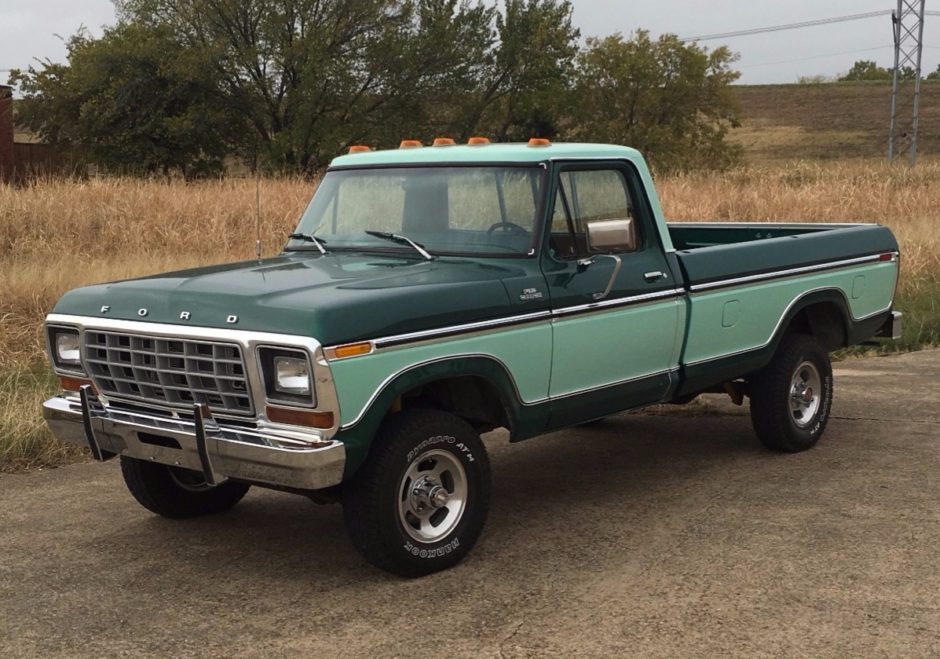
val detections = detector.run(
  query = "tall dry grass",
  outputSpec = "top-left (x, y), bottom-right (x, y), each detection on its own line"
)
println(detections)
top-left (1, 161), bottom-right (938, 469)
top-left (657, 160), bottom-right (940, 291)
top-left (0, 177), bottom-right (312, 469)
top-left (0, 177), bottom-right (313, 372)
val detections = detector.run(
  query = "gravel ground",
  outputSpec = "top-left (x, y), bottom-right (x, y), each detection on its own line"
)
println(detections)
top-left (1, 350), bottom-right (939, 658)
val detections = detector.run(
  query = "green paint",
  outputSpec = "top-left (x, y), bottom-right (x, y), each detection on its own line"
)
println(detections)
top-left (330, 142), bottom-right (644, 168)
top-left (682, 261), bottom-right (898, 365)
top-left (549, 300), bottom-right (680, 397)
top-left (43, 143), bottom-right (905, 486)
top-left (52, 253), bottom-right (549, 346)
top-left (331, 322), bottom-right (552, 426)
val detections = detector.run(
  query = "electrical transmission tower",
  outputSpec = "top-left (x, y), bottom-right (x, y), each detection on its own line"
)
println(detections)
top-left (888, 0), bottom-right (926, 164)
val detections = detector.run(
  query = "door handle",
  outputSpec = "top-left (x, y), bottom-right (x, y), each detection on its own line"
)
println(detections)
top-left (644, 271), bottom-right (667, 282)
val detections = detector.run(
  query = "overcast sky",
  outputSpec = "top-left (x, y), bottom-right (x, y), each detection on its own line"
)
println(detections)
top-left (2, 0), bottom-right (938, 85)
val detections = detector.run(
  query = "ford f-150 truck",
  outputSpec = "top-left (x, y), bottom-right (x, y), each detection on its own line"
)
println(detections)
top-left (42, 140), bottom-right (902, 576)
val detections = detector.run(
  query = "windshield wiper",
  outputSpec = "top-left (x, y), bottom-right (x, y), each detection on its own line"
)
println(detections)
top-left (364, 231), bottom-right (435, 261)
top-left (287, 231), bottom-right (328, 255)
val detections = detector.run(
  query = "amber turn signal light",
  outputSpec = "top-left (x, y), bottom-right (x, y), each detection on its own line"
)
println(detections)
top-left (60, 376), bottom-right (94, 392)
top-left (330, 342), bottom-right (373, 359)
top-left (400, 140), bottom-right (423, 149)
top-left (467, 136), bottom-right (491, 145)
top-left (528, 137), bottom-right (551, 147)
top-left (348, 145), bottom-right (372, 154)
top-left (265, 405), bottom-right (334, 429)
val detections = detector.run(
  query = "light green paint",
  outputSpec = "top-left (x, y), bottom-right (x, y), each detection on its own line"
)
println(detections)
top-left (548, 299), bottom-right (681, 397)
top-left (330, 142), bottom-right (643, 168)
top-left (682, 261), bottom-right (898, 365)
top-left (330, 322), bottom-right (553, 426)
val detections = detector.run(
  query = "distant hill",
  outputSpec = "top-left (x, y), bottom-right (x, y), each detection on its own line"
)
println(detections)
top-left (731, 82), bottom-right (940, 163)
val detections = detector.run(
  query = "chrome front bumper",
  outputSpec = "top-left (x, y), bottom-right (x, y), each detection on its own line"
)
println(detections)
top-left (43, 387), bottom-right (345, 491)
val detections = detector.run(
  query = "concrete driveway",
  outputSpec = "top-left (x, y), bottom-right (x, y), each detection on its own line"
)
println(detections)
top-left (2, 350), bottom-right (939, 657)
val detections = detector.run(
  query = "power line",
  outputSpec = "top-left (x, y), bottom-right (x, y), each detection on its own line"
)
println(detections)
top-left (680, 10), bottom-right (892, 42)
top-left (737, 44), bottom-right (894, 70)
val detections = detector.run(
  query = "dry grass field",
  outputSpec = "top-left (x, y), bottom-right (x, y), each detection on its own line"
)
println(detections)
top-left (2, 162), bottom-right (939, 469)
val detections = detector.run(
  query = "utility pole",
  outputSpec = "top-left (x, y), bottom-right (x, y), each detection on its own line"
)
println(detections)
top-left (888, 0), bottom-right (926, 164)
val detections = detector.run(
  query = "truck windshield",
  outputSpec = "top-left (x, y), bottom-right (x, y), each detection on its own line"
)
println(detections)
top-left (289, 166), bottom-right (545, 257)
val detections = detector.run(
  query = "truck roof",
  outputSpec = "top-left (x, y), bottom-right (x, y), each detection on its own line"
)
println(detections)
top-left (329, 142), bottom-right (644, 168)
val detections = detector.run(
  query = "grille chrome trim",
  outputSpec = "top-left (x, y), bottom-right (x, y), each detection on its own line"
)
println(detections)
top-left (83, 329), bottom-right (254, 416)
top-left (44, 314), bottom-right (341, 440)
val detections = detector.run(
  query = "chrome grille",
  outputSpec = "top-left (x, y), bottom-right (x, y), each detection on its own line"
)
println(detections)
top-left (83, 330), bottom-right (253, 416)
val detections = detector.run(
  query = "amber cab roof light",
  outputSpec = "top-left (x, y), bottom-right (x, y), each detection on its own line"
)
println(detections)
top-left (399, 139), bottom-right (423, 149)
top-left (348, 145), bottom-right (372, 154)
top-left (432, 137), bottom-right (456, 147)
top-left (528, 137), bottom-right (552, 147)
top-left (467, 136), bottom-right (491, 146)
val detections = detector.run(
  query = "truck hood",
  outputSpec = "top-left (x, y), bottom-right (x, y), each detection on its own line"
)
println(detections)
top-left (51, 252), bottom-right (546, 345)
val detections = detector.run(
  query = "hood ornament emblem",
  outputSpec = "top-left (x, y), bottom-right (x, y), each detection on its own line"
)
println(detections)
top-left (100, 305), bottom-right (110, 314)
top-left (226, 315), bottom-right (238, 324)
top-left (180, 311), bottom-right (191, 321)
top-left (138, 308), bottom-right (148, 317)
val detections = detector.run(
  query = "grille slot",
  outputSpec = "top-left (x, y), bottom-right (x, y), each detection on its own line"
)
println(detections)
top-left (84, 330), bottom-right (253, 416)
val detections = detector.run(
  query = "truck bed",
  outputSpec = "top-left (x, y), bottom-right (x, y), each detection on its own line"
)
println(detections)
top-left (668, 222), bottom-right (899, 289)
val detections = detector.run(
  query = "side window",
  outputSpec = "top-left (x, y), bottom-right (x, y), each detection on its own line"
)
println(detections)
top-left (550, 168), bottom-right (638, 260)
top-left (571, 170), bottom-right (633, 228)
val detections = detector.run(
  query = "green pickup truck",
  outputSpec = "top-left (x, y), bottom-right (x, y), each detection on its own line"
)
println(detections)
top-left (43, 140), bottom-right (901, 576)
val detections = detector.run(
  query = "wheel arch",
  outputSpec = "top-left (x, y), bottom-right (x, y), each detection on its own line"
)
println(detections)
top-left (774, 288), bottom-right (853, 352)
top-left (677, 288), bottom-right (854, 398)
top-left (335, 355), bottom-right (538, 478)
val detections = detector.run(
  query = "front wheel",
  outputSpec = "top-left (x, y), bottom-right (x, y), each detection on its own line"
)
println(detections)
top-left (120, 456), bottom-right (250, 518)
top-left (749, 334), bottom-right (833, 452)
top-left (342, 409), bottom-right (491, 577)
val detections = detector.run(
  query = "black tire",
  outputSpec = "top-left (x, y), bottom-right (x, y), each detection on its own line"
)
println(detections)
top-left (749, 334), bottom-right (833, 452)
top-left (120, 456), bottom-right (250, 518)
top-left (342, 409), bottom-right (491, 578)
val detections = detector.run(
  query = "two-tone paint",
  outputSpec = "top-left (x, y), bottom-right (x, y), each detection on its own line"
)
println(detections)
top-left (44, 143), bottom-right (901, 485)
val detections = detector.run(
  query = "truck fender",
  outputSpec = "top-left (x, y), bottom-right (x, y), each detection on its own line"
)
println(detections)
top-left (335, 355), bottom-right (537, 478)
top-left (770, 288), bottom-right (853, 352)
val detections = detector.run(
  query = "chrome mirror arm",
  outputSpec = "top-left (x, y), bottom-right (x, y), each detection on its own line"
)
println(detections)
top-left (590, 254), bottom-right (622, 300)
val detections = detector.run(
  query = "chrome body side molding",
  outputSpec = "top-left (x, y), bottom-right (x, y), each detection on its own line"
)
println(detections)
top-left (688, 253), bottom-right (895, 292)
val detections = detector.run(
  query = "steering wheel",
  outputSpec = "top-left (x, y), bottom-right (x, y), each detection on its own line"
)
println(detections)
top-left (486, 221), bottom-right (529, 236)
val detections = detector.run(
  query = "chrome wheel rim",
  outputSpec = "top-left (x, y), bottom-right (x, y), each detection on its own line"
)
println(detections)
top-left (398, 449), bottom-right (467, 544)
top-left (789, 361), bottom-right (822, 428)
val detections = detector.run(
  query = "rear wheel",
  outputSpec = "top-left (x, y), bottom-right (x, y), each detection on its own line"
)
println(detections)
top-left (749, 334), bottom-right (833, 452)
top-left (342, 409), bottom-right (491, 577)
top-left (120, 456), bottom-right (250, 518)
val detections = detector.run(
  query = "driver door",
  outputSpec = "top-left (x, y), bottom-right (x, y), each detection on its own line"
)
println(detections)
top-left (543, 161), bottom-right (683, 427)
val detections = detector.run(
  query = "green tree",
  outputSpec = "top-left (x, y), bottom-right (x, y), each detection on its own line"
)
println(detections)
top-left (11, 24), bottom-right (235, 177)
top-left (449, 0), bottom-right (580, 141)
top-left (840, 60), bottom-right (891, 81)
top-left (839, 60), bottom-right (918, 82)
top-left (569, 31), bottom-right (741, 172)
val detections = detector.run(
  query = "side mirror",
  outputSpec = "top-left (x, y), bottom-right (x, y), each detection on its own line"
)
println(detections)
top-left (585, 218), bottom-right (637, 254)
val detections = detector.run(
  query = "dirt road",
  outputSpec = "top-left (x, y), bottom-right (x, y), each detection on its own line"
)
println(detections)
top-left (2, 350), bottom-right (939, 657)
